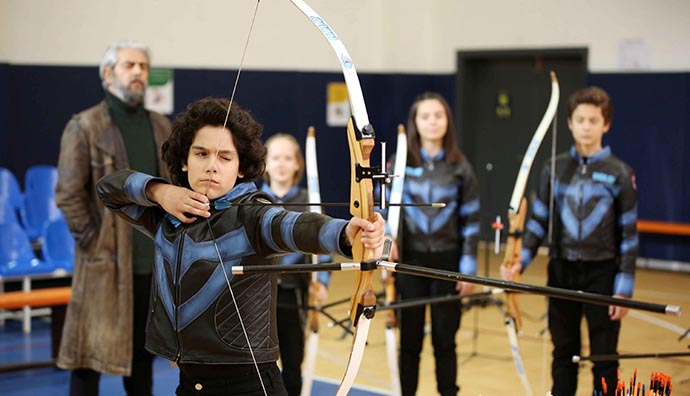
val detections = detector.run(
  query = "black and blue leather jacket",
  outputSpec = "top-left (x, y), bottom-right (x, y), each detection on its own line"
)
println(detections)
top-left (97, 170), bottom-right (349, 365)
top-left (521, 146), bottom-right (638, 296)
top-left (388, 148), bottom-right (480, 275)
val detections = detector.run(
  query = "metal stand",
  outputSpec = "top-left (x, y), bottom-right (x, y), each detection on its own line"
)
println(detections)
top-left (461, 162), bottom-right (510, 364)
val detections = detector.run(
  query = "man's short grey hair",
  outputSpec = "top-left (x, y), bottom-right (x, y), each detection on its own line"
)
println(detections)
top-left (99, 41), bottom-right (150, 89)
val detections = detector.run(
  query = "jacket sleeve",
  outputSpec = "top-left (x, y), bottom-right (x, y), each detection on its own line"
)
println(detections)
top-left (521, 162), bottom-right (552, 271)
top-left (613, 165), bottom-right (638, 297)
top-left (251, 203), bottom-right (351, 260)
top-left (96, 169), bottom-right (166, 239)
top-left (55, 117), bottom-right (98, 250)
top-left (458, 160), bottom-right (480, 275)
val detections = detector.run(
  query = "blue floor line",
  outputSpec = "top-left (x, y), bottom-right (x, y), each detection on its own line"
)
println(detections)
top-left (1, 318), bottom-right (385, 395)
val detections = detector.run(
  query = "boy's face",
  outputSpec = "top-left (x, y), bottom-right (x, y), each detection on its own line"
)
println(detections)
top-left (265, 137), bottom-right (300, 186)
top-left (568, 103), bottom-right (610, 150)
top-left (182, 125), bottom-right (243, 200)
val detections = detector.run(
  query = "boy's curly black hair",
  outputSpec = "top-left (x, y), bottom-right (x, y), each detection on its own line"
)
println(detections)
top-left (162, 97), bottom-right (266, 189)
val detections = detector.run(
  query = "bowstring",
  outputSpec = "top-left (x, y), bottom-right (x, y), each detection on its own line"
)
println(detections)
top-left (203, 1), bottom-right (267, 395)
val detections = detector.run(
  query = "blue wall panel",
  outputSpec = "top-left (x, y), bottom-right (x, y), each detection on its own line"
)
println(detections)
top-left (589, 73), bottom-right (690, 261)
top-left (1, 64), bottom-right (686, 262)
top-left (4, 65), bottom-right (102, 186)
top-left (0, 65), bottom-right (451, 220)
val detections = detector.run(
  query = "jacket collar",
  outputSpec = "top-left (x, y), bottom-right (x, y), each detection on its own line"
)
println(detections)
top-left (420, 147), bottom-right (446, 163)
top-left (259, 183), bottom-right (299, 202)
top-left (212, 182), bottom-right (258, 210)
top-left (570, 145), bottom-right (611, 165)
top-left (166, 182), bottom-right (258, 227)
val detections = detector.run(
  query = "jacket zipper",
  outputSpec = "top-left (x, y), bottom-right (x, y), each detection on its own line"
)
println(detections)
top-left (577, 163), bottom-right (587, 259)
top-left (174, 227), bottom-right (187, 363)
top-left (425, 163), bottom-right (433, 236)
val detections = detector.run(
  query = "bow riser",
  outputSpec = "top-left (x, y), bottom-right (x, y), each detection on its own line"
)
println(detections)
top-left (502, 197), bottom-right (527, 329)
top-left (347, 117), bottom-right (377, 325)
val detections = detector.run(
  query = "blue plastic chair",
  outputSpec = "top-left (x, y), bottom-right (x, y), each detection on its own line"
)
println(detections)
top-left (0, 167), bottom-right (24, 224)
top-left (0, 223), bottom-right (54, 277)
top-left (41, 217), bottom-right (75, 272)
top-left (20, 165), bottom-right (62, 242)
top-left (0, 197), bottom-right (21, 225)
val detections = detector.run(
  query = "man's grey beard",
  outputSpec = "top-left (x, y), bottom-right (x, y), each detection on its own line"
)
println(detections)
top-left (111, 78), bottom-right (146, 106)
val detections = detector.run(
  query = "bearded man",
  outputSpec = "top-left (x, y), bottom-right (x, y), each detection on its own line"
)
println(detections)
top-left (55, 41), bottom-right (171, 396)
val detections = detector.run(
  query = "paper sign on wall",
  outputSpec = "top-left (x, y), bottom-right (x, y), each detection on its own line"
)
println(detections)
top-left (618, 39), bottom-right (652, 70)
top-left (145, 68), bottom-right (174, 115)
top-left (326, 82), bottom-right (351, 127)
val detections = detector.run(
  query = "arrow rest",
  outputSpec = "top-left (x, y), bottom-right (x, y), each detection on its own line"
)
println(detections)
top-left (354, 162), bottom-right (381, 183)
top-left (354, 137), bottom-right (401, 212)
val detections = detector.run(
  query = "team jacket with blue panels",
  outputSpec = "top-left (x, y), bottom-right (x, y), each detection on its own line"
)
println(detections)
top-left (521, 146), bottom-right (638, 297)
top-left (96, 170), bottom-right (350, 365)
top-left (392, 149), bottom-right (480, 275)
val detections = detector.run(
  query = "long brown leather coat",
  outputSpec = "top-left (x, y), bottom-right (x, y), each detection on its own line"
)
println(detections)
top-left (55, 100), bottom-right (171, 375)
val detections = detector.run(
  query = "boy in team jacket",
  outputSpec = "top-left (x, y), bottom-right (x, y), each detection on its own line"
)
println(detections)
top-left (502, 86), bottom-right (638, 396)
top-left (97, 97), bottom-right (384, 396)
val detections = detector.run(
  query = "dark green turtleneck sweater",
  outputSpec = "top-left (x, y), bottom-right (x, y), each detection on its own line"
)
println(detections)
top-left (105, 91), bottom-right (158, 275)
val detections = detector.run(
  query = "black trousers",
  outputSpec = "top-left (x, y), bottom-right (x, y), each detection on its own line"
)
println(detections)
top-left (547, 258), bottom-right (621, 396)
top-left (276, 286), bottom-right (307, 396)
top-left (70, 274), bottom-right (155, 396)
top-left (176, 363), bottom-right (288, 396)
top-left (396, 250), bottom-right (462, 396)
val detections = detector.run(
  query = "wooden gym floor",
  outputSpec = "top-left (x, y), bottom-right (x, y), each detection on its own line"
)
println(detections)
top-left (1, 251), bottom-right (687, 395)
top-left (310, 251), bottom-right (690, 396)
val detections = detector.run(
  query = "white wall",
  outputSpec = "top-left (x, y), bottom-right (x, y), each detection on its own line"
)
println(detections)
top-left (3, 0), bottom-right (689, 72)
